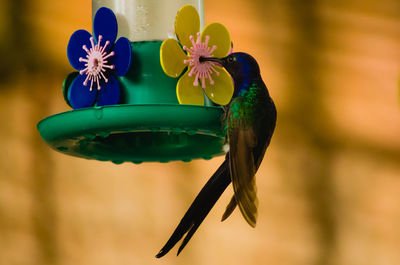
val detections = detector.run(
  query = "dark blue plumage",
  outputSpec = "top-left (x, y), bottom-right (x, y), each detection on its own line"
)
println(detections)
top-left (156, 52), bottom-right (277, 258)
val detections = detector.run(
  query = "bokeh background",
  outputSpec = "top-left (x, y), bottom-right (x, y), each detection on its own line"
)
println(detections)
top-left (1, 0), bottom-right (400, 264)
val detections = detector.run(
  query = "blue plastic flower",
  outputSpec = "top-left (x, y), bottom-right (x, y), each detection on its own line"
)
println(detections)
top-left (66, 7), bottom-right (132, 109)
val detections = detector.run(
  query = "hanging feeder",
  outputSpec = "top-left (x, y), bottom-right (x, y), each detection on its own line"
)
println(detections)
top-left (37, 1), bottom-right (234, 164)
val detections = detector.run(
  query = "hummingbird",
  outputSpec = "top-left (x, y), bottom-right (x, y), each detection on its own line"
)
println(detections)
top-left (156, 52), bottom-right (277, 258)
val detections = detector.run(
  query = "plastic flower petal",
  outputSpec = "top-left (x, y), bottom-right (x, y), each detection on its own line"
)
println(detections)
top-left (112, 37), bottom-right (133, 76)
top-left (160, 38), bottom-right (187, 77)
top-left (203, 66), bottom-right (234, 105)
top-left (67, 30), bottom-right (93, 70)
top-left (68, 74), bottom-right (97, 109)
top-left (175, 5), bottom-right (200, 49)
top-left (93, 7), bottom-right (118, 50)
top-left (177, 71), bottom-right (205, 105)
top-left (64, 7), bottom-right (132, 109)
top-left (201, 23), bottom-right (231, 58)
top-left (96, 75), bottom-right (120, 106)
top-left (160, 5), bottom-right (234, 106)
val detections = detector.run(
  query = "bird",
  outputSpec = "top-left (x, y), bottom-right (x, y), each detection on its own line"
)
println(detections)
top-left (155, 52), bottom-right (277, 258)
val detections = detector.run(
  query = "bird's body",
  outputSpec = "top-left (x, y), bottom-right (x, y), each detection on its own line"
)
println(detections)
top-left (156, 53), bottom-right (277, 258)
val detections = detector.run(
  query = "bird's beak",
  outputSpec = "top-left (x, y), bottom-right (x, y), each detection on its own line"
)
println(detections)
top-left (199, 56), bottom-right (224, 65)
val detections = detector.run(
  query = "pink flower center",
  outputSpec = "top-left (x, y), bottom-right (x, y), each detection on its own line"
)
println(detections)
top-left (183, 32), bottom-right (219, 89)
top-left (79, 35), bottom-right (115, 91)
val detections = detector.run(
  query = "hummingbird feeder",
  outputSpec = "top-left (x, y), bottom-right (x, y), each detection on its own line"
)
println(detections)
top-left (37, 0), bottom-right (234, 164)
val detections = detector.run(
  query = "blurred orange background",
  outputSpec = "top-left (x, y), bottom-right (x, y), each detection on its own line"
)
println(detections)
top-left (1, 0), bottom-right (400, 265)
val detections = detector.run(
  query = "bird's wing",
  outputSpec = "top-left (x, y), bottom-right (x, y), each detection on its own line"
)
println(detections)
top-left (221, 195), bottom-right (237, 221)
top-left (228, 126), bottom-right (258, 227)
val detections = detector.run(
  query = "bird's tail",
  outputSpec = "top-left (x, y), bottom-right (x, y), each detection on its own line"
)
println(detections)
top-left (155, 157), bottom-right (231, 258)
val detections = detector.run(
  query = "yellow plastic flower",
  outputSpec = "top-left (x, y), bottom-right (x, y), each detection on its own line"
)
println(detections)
top-left (160, 5), bottom-right (234, 106)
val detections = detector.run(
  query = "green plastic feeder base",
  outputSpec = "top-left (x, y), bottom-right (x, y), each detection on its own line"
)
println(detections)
top-left (37, 104), bottom-right (225, 164)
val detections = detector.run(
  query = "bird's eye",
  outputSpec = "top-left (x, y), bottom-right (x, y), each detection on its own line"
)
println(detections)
top-left (227, 57), bottom-right (235, 63)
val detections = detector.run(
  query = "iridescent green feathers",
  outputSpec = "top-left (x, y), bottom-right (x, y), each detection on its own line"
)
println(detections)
top-left (224, 83), bottom-right (263, 227)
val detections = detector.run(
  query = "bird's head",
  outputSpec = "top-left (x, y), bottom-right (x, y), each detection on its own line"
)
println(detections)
top-left (200, 52), bottom-right (260, 82)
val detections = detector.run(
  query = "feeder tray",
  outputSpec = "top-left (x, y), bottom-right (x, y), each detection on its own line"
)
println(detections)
top-left (37, 104), bottom-right (225, 164)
